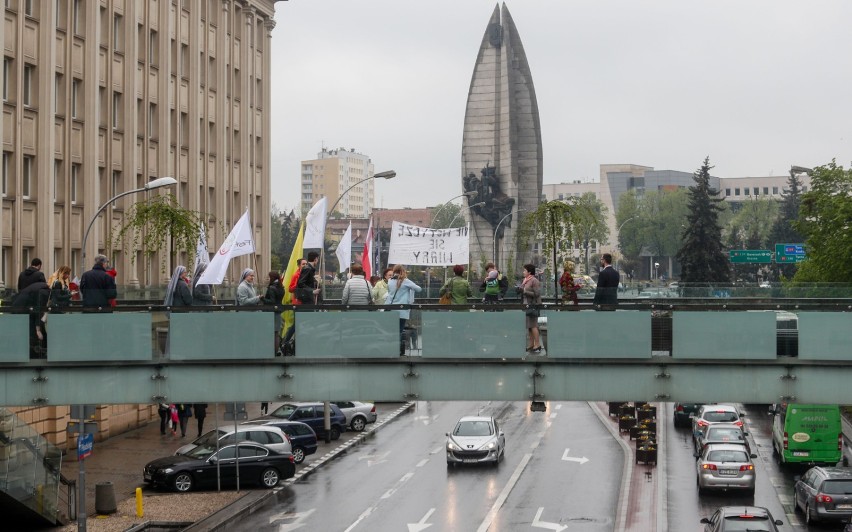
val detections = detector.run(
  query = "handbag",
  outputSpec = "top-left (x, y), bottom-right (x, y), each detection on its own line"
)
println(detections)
top-left (525, 307), bottom-right (540, 318)
top-left (364, 279), bottom-right (374, 305)
top-left (439, 279), bottom-right (453, 305)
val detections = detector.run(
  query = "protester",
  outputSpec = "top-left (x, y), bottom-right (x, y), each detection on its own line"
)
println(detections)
top-left (80, 255), bottom-right (117, 309)
top-left (440, 265), bottom-right (473, 305)
top-left (192, 263), bottom-right (214, 305)
top-left (281, 258), bottom-right (307, 352)
top-left (341, 264), bottom-right (372, 305)
top-left (372, 267), bottom-right (392, 305)
top-left (519, 263), bottom-right (542, 353)
top-left (479, 262), bottom-right (509, 302)
top-left (164, 265), bottom-right (193, 307)
top-left (46, 266), bottom-right (73, 310)
top-left (263, 271), bottom-right (285, 354)
top-left (12, 279), bottom-right (50, 358)
top-left (559, 260), bottom-right (580, 306)
top-left (236, 268), bottom-right (262, 306)
top-left (295, 252), bottom-right (320, 306)
top-left (385, 265), bottom-right (422, 355)
top-left (193, 403), bottom-right (208, 437)
top-left (18, 258), bottom-right (45, 291)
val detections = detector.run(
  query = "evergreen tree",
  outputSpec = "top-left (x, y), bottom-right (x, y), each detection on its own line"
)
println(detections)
top-left (676, 157), bottom-right (731, 284)
top-left (768, 168), bottom-right (805, 280)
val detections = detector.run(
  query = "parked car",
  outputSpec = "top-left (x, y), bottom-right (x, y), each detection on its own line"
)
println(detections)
top-left (696, 443), bottom-right (757, 494)
top-left (700, 506), bottom-right (783, 531)
top-left (692, 404), bottom-right (744, 444)
top-left (694, 423), bottom-right (750, 455)
top-left (174, 425), bottom-right (291, 457)
top-left (446, 416), bottom-right (505, 467)
top-left (253, 402), bottom-right (347, 440)
top-left (144, 442), bottom-right (295, 492)
top-left (793, 466), bottom-right (852, 525)
top-left (673, 403), bottom-right (701, 428)
top-left (250, 420), bottom-right (317, 464)
top-left (331, 401), bottom-right (377, 431)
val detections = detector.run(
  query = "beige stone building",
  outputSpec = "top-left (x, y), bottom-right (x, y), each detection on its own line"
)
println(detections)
top-left (0, 0), bottom-right (280, 444)
top-left (301, 147), bottom-right (375, 219)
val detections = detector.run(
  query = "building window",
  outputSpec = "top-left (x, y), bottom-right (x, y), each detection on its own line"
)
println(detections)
top-left (23, 64), bottom-right (34, 107)
top-left (24, 0), bottom-right (34, 17)
top-left (112, 170), bottom-right (121, 196)
top-left (735, 188), bottom-right (740, 196)
top-left (744, 188), bottom-right (750, 196)
top-left (72, 0), bottom-right (83, 34)
top-left (148, 103), bottom-right (157, 138)
top-left (2, 57), bottom-right (10, 102)
top-left (753, 187), bottom-right (759, 196)
top-left (22, 155), bottom-right (33, 198)
top-left (112, 92), bottom-right (122, 129)
top-left (114, 14), bottom-right (123, 51)
top-left (71, 163), bottom-right (79, 204)
top-left (149, 30), bottom-right (158, 65)
top-left (725, 188), bottom-right (731, 197)
top-left (55, 0), bottom-right (66, 30)
top-left (53, 160), bottom-right (61, 202)
top-left (71, 78), bottom-right (81, 118)
top-left (763, 187), bottom-right (769, 195)
top-left (773, 186), bottom-right (779, 195)
top-left (1, 152), bottom-right (8, 197)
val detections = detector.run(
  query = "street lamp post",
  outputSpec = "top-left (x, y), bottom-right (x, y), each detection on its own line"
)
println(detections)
top-left (493, 208), bottom-right (529, 270)
top-left (79, 176), bottom-right (177, 291)
top-left (429, 191), bottom-right (477, 228)
top-left (442, 202), bottom-right (485, 283)
top-left (614, 216), bottom-right (636, 274)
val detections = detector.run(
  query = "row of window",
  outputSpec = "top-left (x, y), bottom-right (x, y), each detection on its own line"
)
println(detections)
top-left (724, 185), bottom-right (807, 197)
top-left (1, 153), bottom-right (84, 202)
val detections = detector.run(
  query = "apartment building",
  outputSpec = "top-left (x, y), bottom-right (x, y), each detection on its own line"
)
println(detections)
top-left (301, 147), bottom-right (375, 219)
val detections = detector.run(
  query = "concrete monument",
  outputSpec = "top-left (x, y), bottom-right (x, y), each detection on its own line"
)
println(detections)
top-left (461, 3), bottom-right (543, 272)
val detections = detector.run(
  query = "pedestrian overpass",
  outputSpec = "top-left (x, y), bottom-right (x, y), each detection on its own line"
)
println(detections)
top-left (1, 299), bottom-right (850, 406)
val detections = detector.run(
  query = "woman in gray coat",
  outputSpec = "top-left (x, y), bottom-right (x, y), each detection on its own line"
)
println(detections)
top-left (236, 268), bottom-right (262, 306)
top-left (341, 264), bottom-right (373, 306)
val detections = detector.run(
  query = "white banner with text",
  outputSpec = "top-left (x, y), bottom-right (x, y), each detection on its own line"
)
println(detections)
top-left (387, 222), bottom-right (470, 266)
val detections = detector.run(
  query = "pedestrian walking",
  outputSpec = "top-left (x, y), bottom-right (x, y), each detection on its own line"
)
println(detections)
top-left (341, 264), bottom-right (372, 306)
top-left (193, 403), bottom-right (208, 437)
top-left (176, 404), bottom-right (192, 438)
top-left (157, 403), bottom-right (170, 435)
top-left (80, 255), bottom-right (117, 309)
top-left (18, 258), bottom-right (45, 291)
top-left (440, 265), bottom-right (473, 305)
top-left (169, 404), bottom-right (179, 436)
top-left (260, 402), bottom-right (269, 415)
top-left (519, 263), bottom-right (542, 353)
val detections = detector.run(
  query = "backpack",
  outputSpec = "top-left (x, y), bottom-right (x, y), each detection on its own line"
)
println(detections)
top-left (485, 277), bottom-right (500, 296)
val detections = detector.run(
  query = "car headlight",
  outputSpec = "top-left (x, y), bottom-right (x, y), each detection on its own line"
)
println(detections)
top-left (485, 441), bottom-right (495, 450)
top-left (447, 442), bottom-right (457, 451)
top-left (161, 468), bottom-right (174, 474)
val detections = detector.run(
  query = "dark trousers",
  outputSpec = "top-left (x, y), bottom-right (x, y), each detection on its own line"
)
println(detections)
top-left (179, 416), bottom-right (189, 437)
top-left (158, 410), bottom-right (168, 435)
top-left (196, 416), bottom-right (205, 437)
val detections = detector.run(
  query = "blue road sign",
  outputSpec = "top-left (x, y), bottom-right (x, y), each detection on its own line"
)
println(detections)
top-left (78, 433), bottom-right (93, 460)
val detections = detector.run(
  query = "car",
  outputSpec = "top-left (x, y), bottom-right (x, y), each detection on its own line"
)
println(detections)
top-left (143, 442), bottom-right (296, 492)
top-left (695, 423), bottom-right (751, 455)
top-left (700, 506), bottom-right (783, 531)
top-left (250, 420), bottom-right (318, 464)
top-left (174, 425), bottom-right (291, 457)
top-left (793, 466), bottom-right (852, 525)
top-left (770, 403), bottom-right (843, 466)
top-left (692, 404), bottom-right (744, 444)
top-left (253, 402), bottom-right (347, 440)
top-left (696, 443), bottom-right (757, 494)
top-left (446, 416), bottom-right (505, 467)
top-left (331, 401), bottom-right (377, 431)
top-left (673, 403), bottom-right (701, 428)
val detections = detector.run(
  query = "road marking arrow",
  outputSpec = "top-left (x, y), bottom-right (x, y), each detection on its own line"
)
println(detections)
top-left (561, 448), bottom-right (589, 464)
top-left (532, 507), bottom-right (567, 532)
top-left (357, 451), bottom-right (390, 466)
top-left (269, 508), bottom-right (315, 531)
top-left (408, 508), bottom-right (436, 532)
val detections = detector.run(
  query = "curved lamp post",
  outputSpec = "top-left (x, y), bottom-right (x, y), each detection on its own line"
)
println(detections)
top-left (430, 191), bottom-right (477, 228)
top-left (79, 176), bottom-right (177, 287)
top-left (447, 201), bottom-right (485, 228)
top-left (493, 208), bottom-right (530, 270)
top-left (614, 216), bottom-right (636, 274)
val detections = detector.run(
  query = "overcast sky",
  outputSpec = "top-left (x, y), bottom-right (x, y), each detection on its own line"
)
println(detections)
top-left (268, 1), bottom-right (852, 213)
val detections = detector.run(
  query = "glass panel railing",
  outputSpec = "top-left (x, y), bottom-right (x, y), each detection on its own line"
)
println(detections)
top-left (0, 407), bottom-right (61, 523)
top-left (47, 313), bottom-right (152, 361)
top-left (0, 315), bottom-right (31, 362)
top-left (296, 311), bottom-right (399, 358)
top-left (797, 312), bottom-right (852, 360)
top-left (170, 311), bottom-right (275, 360)
top-left (673, 311), bottom-right (777, 359)
top-left (543, 310), bottom-right (652, 358)
top-left (421, 310), bottom-right (526, 358)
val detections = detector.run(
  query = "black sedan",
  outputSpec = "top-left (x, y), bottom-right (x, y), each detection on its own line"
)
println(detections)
top-left (143, 442), bottom-right (295, 492)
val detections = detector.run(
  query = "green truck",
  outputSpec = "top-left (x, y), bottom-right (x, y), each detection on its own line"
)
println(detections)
top-left (770, 403), bottom-right (844, 466)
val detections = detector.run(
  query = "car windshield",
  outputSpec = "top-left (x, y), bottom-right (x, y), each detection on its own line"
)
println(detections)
top-left (270, 404), bottom-right (298, 419)
top-left (707, 450), bottom-right (749, 463)
top-left (186, 429), bottom-right (225, 450)
top-left (704, 411), bottom-right (738, 423)
top-left (721, 516), bottom-right (774, 531)
top-left (184, 444), bottom-right (215, 460)
top-left (822, 479), bottom-right (852, 494)
top-left (707, 428), bottom-right (744, 441)
top-left (454, 420), bottom-right (493, 437)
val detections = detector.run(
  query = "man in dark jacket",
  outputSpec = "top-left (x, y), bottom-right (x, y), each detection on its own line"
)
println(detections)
top-left (18, 258), bottom-right (46, 291)
top-left (80, 255), bottom-right (118, 309)
top-left (13, 280), bottom-right (50, 357)
top-left (296, 251), bottom-right (320, 306)
top-left (593, 253), bottom-right (620, 306)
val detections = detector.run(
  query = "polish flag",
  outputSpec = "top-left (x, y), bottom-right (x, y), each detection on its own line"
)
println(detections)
top-left (362, 218), bottom-right (373, 280)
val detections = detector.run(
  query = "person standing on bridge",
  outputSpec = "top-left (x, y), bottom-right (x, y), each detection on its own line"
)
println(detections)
top-left (440, 265), bottom-right (473, 305)
top-left (593, 253), bottom-right (619, 307)
top-left (80, 255), bottom-right (117, 309)
top-left (519, 263), bottom-right (542, 354)
top-left (385, 265), bottom-right (422, 355)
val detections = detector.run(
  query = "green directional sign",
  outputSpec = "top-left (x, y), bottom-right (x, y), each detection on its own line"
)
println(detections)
top-left (775, 243), bottom-right (807, 263)
top-left (729, 250), bottom-right (772, 263)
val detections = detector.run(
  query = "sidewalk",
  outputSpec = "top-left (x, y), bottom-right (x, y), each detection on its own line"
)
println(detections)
top-left (39, 401), bottom-right (410, 531)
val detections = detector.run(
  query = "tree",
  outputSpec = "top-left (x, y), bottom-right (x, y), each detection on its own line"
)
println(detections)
top-left (572, 192), bottom-right (609, 276)
top-left (639, 189), bottom-right (691, 277)
top-left (430, 202), bottom-right (464, 229)
top-left (519, 199), bottom-right (595, 303)
top-left (725, 198), bottom-right (778, 282)
top-left (109, 194), bottom-right (205, 274)
top-left (768, 168), bottom-right (806, 280)
top-left (792, 160), bottom-right (852, 283)
top-left (676, 157), bottom-right (731, 284)
top-left (616, 191), bottom-right (643, 258)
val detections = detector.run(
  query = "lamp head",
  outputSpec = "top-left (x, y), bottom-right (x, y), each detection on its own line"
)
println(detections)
top-left (373, 170), bottom-right (396, 180)
top-left (145, 177), bottom-right (178, 190)
top-left (469, 201), bottom-right (486, 208)
top-left (463, 191), bottom-right (478, 198)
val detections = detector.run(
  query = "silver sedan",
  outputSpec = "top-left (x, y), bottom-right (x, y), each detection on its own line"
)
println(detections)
top-left (696, 443), bottom-right (757, 494)
top-left (446, 416), bottom-right (505, 466)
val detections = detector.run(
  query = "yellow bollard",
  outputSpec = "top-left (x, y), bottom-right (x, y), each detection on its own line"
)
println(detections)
top-left (136, 487), bottom-right (143, 518)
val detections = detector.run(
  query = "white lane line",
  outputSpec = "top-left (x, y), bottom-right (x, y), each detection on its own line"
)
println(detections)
top-left (431, 445), bottom-right (444, 455)
top-left (343, 507), bottom-right (375, 532)
top-left (476, 453), bottom-right (533, 532)
top-left (416, 459), bottom-right (429, 468)
top-left (588, 401), bottom-right (631, 532)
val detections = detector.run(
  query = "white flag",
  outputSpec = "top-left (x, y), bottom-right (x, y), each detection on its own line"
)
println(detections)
top-left (335, 223), bottom-right (352, 273)
top-left (303, 197), bottom-right (328, 249)
top-left (196, 210), bottom-right (255, 285)
top-left (193, 223), bottom-right (210, 273)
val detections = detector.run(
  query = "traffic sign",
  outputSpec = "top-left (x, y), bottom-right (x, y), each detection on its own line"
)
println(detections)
top-left (78, 433), bottom-right (93, 460)
top-left (729, 250), bottom-right (772, 263)
top-left (775, 243), bottom-right (806, 263)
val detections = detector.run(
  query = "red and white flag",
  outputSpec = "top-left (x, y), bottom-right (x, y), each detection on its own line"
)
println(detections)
top-left (362, 218), bottom-right (373, 280)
